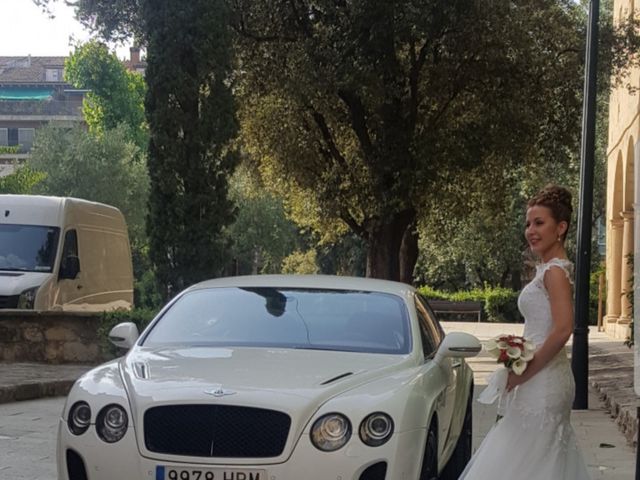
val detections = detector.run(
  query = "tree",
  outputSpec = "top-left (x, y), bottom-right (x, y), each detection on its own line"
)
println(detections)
top-left (27, 125), bottom-right (149, 245)
top-left (33, 0), bottom-right (640, 286)
top-left (65, 40), bottom-right (147, 149)
top-left (231, 0), bottom-right (591, 283)
top-left (0, 165), bottom-right (46, 194)
top-left (34, 1), bottom-right (241, 296)
top-left (225, 164), bottom-right (303, 275)
top-left (143, 0), bottom-right (239, 296)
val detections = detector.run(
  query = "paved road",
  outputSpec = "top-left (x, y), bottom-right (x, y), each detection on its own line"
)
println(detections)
top-left (0, 397), bottom-right (62, 480)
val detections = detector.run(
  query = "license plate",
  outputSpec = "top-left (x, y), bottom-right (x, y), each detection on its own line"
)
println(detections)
top-left (156, 466), bottom-right (266, 480)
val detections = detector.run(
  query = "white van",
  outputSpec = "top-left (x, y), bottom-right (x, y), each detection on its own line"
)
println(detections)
top-left (0, 195), bottom-right (133, 311)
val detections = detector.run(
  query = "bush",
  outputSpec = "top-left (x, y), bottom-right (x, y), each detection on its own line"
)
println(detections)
top-left (418, 285), bottom-right (521, 323)
top-left (98, 308), bottom-right (159, 357)
top-left (589, 263), bottom-right (605, 328)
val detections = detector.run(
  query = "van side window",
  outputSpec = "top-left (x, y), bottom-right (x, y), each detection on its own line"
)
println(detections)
top-left (62, 230), bottom-right (78, 258)
top-left (59, 229), bottom-right (79, 278)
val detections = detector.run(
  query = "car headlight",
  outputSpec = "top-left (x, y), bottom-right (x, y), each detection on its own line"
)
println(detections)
top-left (359, 412), bottom-right (394, 446)
top-left (17, 286), bottom-right (38, 309)
top-left (96, 404), bottom-right (128, 443)
top-left (310, 413), bottom-right (351, 451)
top-left (67, 401), bottom-right (91, 435)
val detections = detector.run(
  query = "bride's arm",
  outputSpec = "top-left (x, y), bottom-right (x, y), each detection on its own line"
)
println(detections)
top-left (507, 266), bottom-right (573, 390)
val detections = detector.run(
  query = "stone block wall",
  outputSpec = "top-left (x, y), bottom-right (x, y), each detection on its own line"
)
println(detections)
top-left (0, 311), bottom-right (109, 364)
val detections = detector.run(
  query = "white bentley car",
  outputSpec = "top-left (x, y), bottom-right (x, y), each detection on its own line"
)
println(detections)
top-left (57, 275), bottom-right (480, 480)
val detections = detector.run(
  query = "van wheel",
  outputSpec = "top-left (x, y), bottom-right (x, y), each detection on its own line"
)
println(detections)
top-left (440, 392), bottom-right (473, 479)
top-left (419, 423), bottom-right (438, 480)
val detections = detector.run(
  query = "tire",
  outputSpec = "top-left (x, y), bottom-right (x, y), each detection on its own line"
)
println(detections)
top-left (440, 390), bottom-right (473, 480)
top-left (419, 423), bottom-right (439, 480)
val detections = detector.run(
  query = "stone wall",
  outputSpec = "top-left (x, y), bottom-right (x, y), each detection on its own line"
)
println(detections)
top-left (0, 311), bottom-right (109, 364)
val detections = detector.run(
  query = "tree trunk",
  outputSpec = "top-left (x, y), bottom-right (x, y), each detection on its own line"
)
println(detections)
top-left (365, 209), bottom-right (417, 283)
top-left (399, 222), bottom-right (419, 284)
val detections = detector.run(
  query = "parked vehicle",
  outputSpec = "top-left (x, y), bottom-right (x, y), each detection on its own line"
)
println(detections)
top-left (57, 275), bottom-right (480, 480)
top-left (0, 195), bottom-right (133, 311)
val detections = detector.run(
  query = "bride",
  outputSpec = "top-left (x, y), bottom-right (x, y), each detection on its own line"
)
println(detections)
top-left (458, 185), bottom-right (590, 479)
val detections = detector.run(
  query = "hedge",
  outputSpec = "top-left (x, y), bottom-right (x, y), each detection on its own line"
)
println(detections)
top-left (418, 285), bottom-right (522, 323)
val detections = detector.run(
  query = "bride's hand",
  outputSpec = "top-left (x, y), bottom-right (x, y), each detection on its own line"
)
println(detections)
top-left (506, 371), bottom-right (526, 392)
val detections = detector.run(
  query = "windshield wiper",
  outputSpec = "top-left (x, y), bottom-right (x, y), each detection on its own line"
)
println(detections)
top-left (0, 267), bottom-right (29, 271)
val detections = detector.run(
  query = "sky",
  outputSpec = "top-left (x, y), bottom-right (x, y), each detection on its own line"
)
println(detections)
top-left (0, 0), bottom-right (132, 59)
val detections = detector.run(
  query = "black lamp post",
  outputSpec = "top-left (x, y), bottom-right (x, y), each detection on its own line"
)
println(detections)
top-left (571, 0), bottom-right (599, 410)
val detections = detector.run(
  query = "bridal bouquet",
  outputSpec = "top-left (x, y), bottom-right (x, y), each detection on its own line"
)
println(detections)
top-left (484, 334), bottom-right (535, 375)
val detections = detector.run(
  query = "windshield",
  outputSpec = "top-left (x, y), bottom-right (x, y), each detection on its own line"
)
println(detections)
top-left (142, 287), bottom-right (411, 354)
top-left (0, 224), bottom-right (60, 272)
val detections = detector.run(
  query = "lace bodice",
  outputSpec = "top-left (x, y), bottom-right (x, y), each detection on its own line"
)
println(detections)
top-left (518, 258), bottom-right (573, 346)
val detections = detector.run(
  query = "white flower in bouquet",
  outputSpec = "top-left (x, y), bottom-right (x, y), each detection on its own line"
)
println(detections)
top-left (506, 346), bottom-right (522, 359)
top-left (512, 358), bottom-right (527, 375)
top-left (483, 334), bottom-right (535, 376)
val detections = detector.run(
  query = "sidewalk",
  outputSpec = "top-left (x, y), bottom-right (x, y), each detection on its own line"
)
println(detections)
top-left (443, 322), bottom-right (638, 479)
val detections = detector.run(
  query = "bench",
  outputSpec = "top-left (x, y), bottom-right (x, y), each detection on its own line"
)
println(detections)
top-left (427, 300), bottom-right (483, 323)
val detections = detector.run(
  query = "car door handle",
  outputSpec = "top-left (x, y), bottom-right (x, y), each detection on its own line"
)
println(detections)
top-left (452, 360), bottom-right (462, 368)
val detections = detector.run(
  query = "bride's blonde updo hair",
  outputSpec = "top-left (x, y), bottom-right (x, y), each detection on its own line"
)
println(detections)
top-left (527, 184), bottom-right (573, 241)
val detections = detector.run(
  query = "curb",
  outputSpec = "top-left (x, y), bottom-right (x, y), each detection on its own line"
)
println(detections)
top-left (0, 380), bottom-right (75, 405)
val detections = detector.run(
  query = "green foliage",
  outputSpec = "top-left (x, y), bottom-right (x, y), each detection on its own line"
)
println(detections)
top-left (281, 250), bottom-right (320, 274)
top-left (27, 125), bottom-right (149, 247)
top-left (0, 166), bottom-right (46, 194)
top-left (225, 164), bottom-right (303, 274)
top-left (418, 285), bottom-right (521, 323)
top-left (232, 0), bottom-right (591, 281)
top-left (0, 145), bottom-right (20, 154)
top-left (625, 254), bottom-right (634, 348)
top-left (98, 307), bottom-right (158, 357)
top-left (144, 0), bottom-right (239, 298)
top-left (589, 263), bottom-right (606, 329)
top-left (65, 40), bottom-right (147, 149)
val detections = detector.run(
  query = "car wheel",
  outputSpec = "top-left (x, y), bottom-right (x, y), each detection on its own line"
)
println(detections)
top-left (440, 389), bottom-right (473, 479)
top-left (419, 423), bottom-right (438, 480)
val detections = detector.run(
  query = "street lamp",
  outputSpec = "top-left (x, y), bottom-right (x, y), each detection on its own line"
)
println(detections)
top-left (571, 0), bottom-right (599, 410)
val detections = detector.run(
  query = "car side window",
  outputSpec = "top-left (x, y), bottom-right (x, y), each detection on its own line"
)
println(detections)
top-left (414, 295), bottom-right (444, 359)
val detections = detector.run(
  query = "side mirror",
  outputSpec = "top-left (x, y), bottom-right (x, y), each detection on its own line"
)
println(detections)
top-left (59, 255), bottom-right (80, 279)
top-left (109, 322), bottom-right (139, 350)
top-left (434, 332), bottom-right (481, 365)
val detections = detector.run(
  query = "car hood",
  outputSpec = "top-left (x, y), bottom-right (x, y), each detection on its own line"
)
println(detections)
top-left (123, 345), bottom-right (410, 400)
top-left (120, 346), bottom-right (414, 463)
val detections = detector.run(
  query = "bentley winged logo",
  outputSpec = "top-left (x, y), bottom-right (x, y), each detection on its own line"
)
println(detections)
top-left (204, 385), bottom-right (236, 397)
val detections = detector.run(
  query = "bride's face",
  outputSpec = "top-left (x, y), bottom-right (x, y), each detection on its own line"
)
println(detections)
top-left (525, 205), bottom-right (567, 257)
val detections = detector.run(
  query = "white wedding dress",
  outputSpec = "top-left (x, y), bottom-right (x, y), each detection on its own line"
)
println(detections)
top-left (459, 258), bottom-right (590, 479)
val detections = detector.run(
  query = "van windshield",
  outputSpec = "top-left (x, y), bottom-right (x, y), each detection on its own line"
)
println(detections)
top-left (0, 224), bottom-right (60, 272)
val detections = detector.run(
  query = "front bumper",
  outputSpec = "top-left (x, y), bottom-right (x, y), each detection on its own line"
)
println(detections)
top-left (57, 419), bottom-right (428, 480)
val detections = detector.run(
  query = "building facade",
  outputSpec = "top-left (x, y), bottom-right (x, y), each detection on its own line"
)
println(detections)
top-left (0, 56), bottom-right (85, 176)
top-left (606, 1), bottom-right (638, 339)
